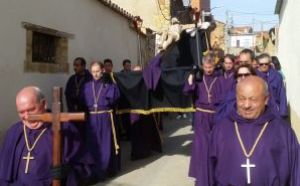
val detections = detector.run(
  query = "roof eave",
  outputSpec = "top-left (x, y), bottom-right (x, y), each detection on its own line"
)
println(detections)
top-left (275, 0), bottom-right (283, 14)
top-left (97, 0), bottom-right (153, 36)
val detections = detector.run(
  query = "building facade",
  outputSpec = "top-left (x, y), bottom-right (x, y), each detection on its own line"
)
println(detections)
top-left (228, 26), bottom-right (256, 55)
top-left (275, 0), bottom-right (300, 137)
top-left (110, 0), bottom-right (171, 32)
top-left (0, 0), bottom-right (150, 140)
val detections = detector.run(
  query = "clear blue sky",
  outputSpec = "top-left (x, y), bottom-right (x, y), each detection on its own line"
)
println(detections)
top-left (183, 0), bottom-right (279, 31)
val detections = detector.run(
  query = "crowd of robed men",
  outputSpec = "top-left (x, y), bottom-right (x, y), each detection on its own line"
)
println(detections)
top-left (0, 57), bottom-right (162, 186)
top-left (187, 48), bottom-right (298, 186)
top-left (0, 47), bottom-right (299, 186)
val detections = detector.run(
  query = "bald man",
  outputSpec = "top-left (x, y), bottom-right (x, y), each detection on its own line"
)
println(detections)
top-left (0, 86), bottom-right (92, 186)
top-left (208, 76), bottom-right (299, 185)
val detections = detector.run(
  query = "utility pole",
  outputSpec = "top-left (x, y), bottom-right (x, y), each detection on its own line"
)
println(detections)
top-left (225, 10), bottom-right (229, 53)
top-left (252, 18), bottom-right (256, 51)
top-left (260, 21), bottom-right (265, 52)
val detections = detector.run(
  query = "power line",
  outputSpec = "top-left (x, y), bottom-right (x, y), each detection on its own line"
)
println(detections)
top-left (255, 19), bottom-right (278, 23)
top-left (228, 10), bottom-right (275, 15)
top-left (230, 14), bottom-right (277, 17)
top-left (234, 22), bottom-right (278, 26)
top-left (234, 20), bottom-right (278, 24)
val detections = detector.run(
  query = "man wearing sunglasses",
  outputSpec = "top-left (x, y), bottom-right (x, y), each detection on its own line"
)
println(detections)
top-left (257, 53), bottom-right (288, 118)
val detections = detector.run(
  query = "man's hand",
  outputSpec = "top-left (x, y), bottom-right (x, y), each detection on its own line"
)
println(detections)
top-left (188, 74), bottom-right (195, 85)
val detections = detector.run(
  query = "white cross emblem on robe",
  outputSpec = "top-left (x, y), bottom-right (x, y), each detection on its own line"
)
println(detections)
top-left (241, 158), bottom-right (256, 184)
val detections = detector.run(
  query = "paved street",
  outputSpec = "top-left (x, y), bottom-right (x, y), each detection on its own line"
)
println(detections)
top-left (95, 114), bottom-right (195, 186)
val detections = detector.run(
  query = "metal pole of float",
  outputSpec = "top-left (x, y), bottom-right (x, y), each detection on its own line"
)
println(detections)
top-left (137, 31), bottom-right (142, 68)
top-left (133, 16), bottom-right (143, 68)
top-left (195, 11), bottom-right (202, 67)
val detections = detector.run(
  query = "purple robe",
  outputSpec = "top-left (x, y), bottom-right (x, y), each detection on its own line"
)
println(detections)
top-left (0, 121), bottom-right (93, 186)
top-left (209, 108), bottom-right (299, 186)
top-left (130, 114), bottom-right (162, 160)
top-left (183, 74), bottom-right (223, 184)
top-left (65, 70), bottom-right (92, 112)
top-left (220, 70), bottom-right (236, 94)
top-left (81, 79), bottom-right (120, 179)
top-left (257, 68), bottom-right (288, 117)
top-left (215, 87), bottom-right (236, 124)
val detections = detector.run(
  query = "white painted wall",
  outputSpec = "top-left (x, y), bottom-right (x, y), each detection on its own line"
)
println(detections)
top-left (0, 0), bottom-right (141, 137)
top-left (277, 0), bottom-right (300, 136)
top-left (111, 0), bottom-right (169, 31)
top-left (229, 35), bottom-right (256, 48)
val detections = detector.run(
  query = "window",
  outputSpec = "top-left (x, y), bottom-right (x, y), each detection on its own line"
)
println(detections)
top-left (22, 22), bottom-right (74, 73)
top-left (32, 32), bottom-right (57, 63)
top-left (236, 40), bottom-right (240, 47)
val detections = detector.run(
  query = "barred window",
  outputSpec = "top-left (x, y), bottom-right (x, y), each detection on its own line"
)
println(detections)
top-left (23, 22), bottom-right (74, 73)
top-left (32, 32), bottom-right (58, 63)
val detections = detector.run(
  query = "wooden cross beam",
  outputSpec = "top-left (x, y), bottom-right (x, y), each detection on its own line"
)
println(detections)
top-left (27, 87), bottom-right (85, 186)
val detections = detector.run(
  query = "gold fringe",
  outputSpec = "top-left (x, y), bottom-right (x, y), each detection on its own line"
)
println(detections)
top-left (90, 109), bottom-right (119, 155)
top-left (116, 107), bottom-right (196, 115)
top-left (90, 110), bottom-right (113, 114)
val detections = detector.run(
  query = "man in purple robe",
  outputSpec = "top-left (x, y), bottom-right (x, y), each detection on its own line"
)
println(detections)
top-left (184, 56), bottom-right (223, 185)
top-left (81, 61), bottom-right (120, 181)
top-left (65, 57), bottom-right (92, 112)
top-left (239, 48), bottom-right (255, 66)
top-left (0, 86), bottom-right (92, 186)
top-left (215, 64), bottom-right (257, 123)
top-left (209, 76), bottom-right (299, 185)
top-left (220, 54), bottom-right (236, 94)
top-left (256, 53), bottom-right (288, 117)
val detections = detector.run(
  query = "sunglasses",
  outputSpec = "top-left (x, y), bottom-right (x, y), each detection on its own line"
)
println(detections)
top-left (259, 63), bottom-right (270, 66)
top-left (237, 73), bottom-right (251, 78)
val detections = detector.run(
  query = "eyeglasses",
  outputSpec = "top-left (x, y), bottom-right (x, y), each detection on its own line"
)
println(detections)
top-left (237, 73), bottom-right (251, 78)
top-left (259, 63), bottom-right (270, 67)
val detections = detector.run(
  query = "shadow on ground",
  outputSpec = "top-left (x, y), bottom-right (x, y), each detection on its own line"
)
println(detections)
top-left (94, 113), bottom-right (194, 186)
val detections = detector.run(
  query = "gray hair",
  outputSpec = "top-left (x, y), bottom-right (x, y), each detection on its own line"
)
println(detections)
top-left (257, 53), bottom-right (271, 63)
top-left (202, 55), bottom-right (215, 65)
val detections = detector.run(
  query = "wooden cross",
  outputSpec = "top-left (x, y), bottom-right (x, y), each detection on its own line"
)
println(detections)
top-left (241, 158), bottom-right (256, 184)
top-left (27, 87), bottom-right (85, 186)
top-left (23, 151), bottom-right (34, 174)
